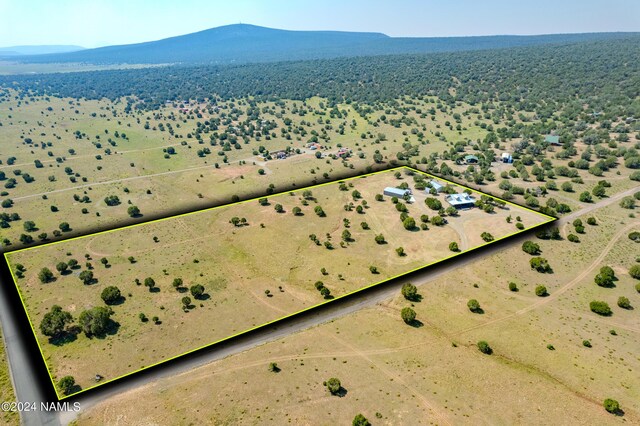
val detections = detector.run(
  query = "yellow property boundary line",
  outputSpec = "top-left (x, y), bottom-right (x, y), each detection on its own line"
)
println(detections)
top-left (3, 165), bottom-right (556, 400)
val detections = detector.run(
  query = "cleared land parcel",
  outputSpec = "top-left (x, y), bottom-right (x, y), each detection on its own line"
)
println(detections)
top-left (4, 166), bottom-right (553, 397)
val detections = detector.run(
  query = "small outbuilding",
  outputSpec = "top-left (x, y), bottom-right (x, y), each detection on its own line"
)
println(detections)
top-left (544, 135), bottom-right (561, 146)
top-left (501, 153), bottom-right (513, 163)
top-left (464, 155), bottom-right (479, 164)
top-left (445, 193), bottom-right (476, 209)
top-left (384, 187), bottom-right (415, 203)
top-left (337, 147), bottom-right (352, 158)
top-left (427, 180), bottom-right (444, 193)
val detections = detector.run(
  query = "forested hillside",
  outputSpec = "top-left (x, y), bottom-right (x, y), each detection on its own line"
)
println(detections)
top-left (3, 36), bottom-right (639, 117)
top-left (13, 24), bottom-right (635, 65)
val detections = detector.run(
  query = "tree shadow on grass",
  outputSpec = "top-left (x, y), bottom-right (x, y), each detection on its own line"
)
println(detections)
top-left (177, 287), bottom-right (188, 293)
top-left (471, 307), bottom-right (485, 314)
top-left (89, 320), bottom-right (121, 340)
top-left (64, 384), bottom-right (82, 396)
top-left (408, 319), bottom-right (424, 328)
top-left (107, 296), bottom-right (126, 306)
top-left (49, 330), bottom-right (78, 346)
top-left (195, 293), bottom-right (210, 301)
top-left (406, 294), bottom-right (423, 303)
top-left (331, 387), bottom-right (348, 398)
top-left (612, 408), bottom-right (625, 417)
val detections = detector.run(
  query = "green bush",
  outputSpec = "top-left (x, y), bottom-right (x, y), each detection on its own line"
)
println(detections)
top-left (401, 307), bottom-right (416, 324)
top-left (480, 232), bottom-right (494, 242)
top-left (603, 398), bottom-right (620, 414)
top-left (521, 241), bottom-right (540, 255)
top-left (100, 286), bottom-right (122, 305)
top-left (590, 300), bottom-right (612, 316)
top-left (58, 376), bottom-right (76, 395)
top-left (352, 413), bottom-right (371, 426)
top-left (401, 283), bottom-right (418, 301)
top-left (617, 296), bottom-right (631, 309)
top-left (477, 341), bottom-right (492, 354)
top-left (402, 216), bottom-right (416, 230)
top-left (325, 377), bottom-right (342, 395)
top-left (535, 285), bottom-right (548, 297)
top-left (467, 299), bottom-right (481, 312)
top-left (530, 257), bottom-right (551, 273)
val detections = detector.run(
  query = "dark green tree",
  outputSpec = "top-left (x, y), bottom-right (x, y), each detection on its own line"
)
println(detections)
top-left (325, 377), bottom-right (342, 395)
top-left (352, 414), bottom-right (371, 426)
top-left (78, 306), bottom-right (114, 337)
top-left (38, 267), bottom-right (54, 283)
top-left (521, 241), bottom-right (540, 255)
top-left (58, 376), bottom-right (76, 396)
top-left (401, 283), bottom-right (418, 301)
top-left (39, 305), bottom-right (73, 338)
top-left (190, 284), bottom-right (205, 299)
top-left (79, 270), bottom-right (94, 285)
top-left (401, 307), bottom-right (416, 324)
top-left (603, 398), bottom-right (620, 414)
top-left (101, 286), bottom-right (122, 305)
top-left (590, 300), bottom-right (612, 316)
top-left (467, 299), bottom-right (481, 312)
top-left (477, 341), bottom-right (492, 354)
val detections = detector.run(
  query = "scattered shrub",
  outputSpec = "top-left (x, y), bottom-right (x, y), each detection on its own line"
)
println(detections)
top-left (477, 341), bottom-right (492, 354)
top-left (535, 285), bottom-right (548, 297)
top-left (590, 300), bottom-right (612, 316)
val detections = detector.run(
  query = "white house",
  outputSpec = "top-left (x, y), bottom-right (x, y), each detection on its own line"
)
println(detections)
top-left (445, 193), bottom-right (476, 209)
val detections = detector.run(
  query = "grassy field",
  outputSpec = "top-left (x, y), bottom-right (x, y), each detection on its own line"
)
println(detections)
top-left (0, 328), bottom-right (19, 426)
top-left (0, 61), bottom-right (165, 75)
top-left (75, 200), bottom-right (640, 425)
top-left (2, 90), bottom-right (634, 256)
top-left (0, 92), bottom-right (488, 250)
top-left (5, 167), bottom-right (550, 397)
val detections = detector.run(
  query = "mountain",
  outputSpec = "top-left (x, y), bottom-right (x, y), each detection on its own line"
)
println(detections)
top-left (19, 24), bottom-right (388, 64)
top-left (0, 45), bottom-right (85, 56)
top-left (13, 24), bottom-right (638, 65)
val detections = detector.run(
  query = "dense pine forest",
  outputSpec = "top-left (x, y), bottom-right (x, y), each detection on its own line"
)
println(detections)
top-left (2, 36), bottom-right (639, 115)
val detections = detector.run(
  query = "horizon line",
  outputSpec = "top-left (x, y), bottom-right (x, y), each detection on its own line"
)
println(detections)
top-left (1, 22), bottom-right (639, 50)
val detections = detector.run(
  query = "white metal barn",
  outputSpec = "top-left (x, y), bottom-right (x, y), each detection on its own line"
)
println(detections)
top-left (383, 187), bottom-right (415, 203)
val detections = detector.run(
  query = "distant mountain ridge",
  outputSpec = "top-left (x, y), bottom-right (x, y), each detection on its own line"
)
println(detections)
top-left (0, 45), bottom-right (85, 56)
top-left (11, 24), bottom-right (638, 65)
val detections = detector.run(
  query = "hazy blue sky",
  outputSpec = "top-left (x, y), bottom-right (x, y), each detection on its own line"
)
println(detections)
top-left (1, 0), bottom-right (638, 48)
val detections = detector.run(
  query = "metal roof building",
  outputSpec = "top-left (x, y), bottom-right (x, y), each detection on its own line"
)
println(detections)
top-left (464, 155), bottom-right (479, 164)
top-left (445, 193), bottom-right (476, 209)
top-left (383, 187), bottom-right (415, 203)
top-left (427, 180), bottom-right (444, 193)
top-left (544, 135), bottom-right (561, 145)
